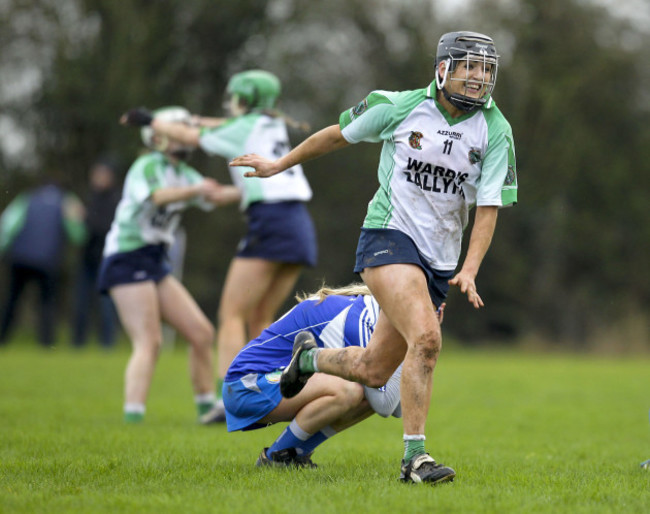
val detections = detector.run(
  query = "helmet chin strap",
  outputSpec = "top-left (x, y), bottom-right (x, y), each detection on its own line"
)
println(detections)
top-left (153, 135), bottom-right (170, 152)
top-left (441, 88), bottom-right (477, 112)
top-left (435, 59), bottom-right (450, 90)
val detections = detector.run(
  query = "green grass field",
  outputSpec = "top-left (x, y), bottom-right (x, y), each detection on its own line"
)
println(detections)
top-left (1, 340), bottom-right (648, 513)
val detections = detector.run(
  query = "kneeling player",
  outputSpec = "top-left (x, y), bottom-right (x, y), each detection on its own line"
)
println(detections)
top-left (218, 283), bottom-right (441, 467)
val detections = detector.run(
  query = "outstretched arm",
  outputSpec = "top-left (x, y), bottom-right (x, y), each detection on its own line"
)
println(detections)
top-left (229, 124), bottom-right (349, 178)
top-left (190, 115), bottom-right (227, 128)
top-left (150, 119), bottom-right (201, 147)
top-left (150, 178), bottom-right (221, 206)
top-left (120, 108), bottom-right (203, 147)
top-left (448, 206), bottom-right (498, 308)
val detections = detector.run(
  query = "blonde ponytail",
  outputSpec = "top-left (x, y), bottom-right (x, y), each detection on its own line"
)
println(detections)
top-left (295, 282), bottom-right (371, 303)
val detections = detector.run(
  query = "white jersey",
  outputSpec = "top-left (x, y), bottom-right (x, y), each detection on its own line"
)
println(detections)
top-left (340, 83), bottom-right (517, 270)
top-left (199, 112), bottom-right (312, 210)
top-left (103, 152), bottom-right (213, 256)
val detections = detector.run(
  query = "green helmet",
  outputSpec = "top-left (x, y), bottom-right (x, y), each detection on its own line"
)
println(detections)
top-left (226, 70), bottom-right (281, 110)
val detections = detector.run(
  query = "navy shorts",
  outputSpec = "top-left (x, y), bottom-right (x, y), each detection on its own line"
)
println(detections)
top-left (222, 370), bottom-right (284, 432)
top-left (236, 201), bottom-right (317, 267)
top-left (97, 244), bottom-right (171, 294)
top-left (354, 228), bottom-right (454, 308)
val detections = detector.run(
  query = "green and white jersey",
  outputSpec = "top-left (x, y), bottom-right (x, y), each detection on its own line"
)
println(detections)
top-left (199, 112), bottom-right (312, 210)
top-left (339, 83), bottom-right (517, 270)
top-left (103, 152), bottom-right (213, 256)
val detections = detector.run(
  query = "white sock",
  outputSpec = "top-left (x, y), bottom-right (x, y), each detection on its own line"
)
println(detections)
top-left (195, 393), bottom-right (216, 405)
top-left (124, 403), bottom-right (146, 414)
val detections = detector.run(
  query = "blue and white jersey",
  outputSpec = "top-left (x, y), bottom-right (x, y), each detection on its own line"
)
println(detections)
top-left (225, 294), bottom-right (380, 381)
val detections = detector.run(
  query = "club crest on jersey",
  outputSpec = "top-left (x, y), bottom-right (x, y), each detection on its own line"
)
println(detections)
top-left (504, 165), bottom-right (516, 185)
top-left (350, 98), bottom-right (368, 119)
top-left (409, 131), bottom-right (423, 150)
top-left (468, 148), bottom-right (482, 164)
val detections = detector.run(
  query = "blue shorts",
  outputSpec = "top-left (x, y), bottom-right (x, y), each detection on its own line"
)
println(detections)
top-left (237, 201), bottom-right (317, 267)
top-left (353, 228), bottom-right (454, 308)
top-left (222, 370), bottom-right (284, 432)
top-left (97, 244), bottom-right (171, 294)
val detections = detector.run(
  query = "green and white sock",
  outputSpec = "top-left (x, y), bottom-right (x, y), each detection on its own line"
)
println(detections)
top-left (124, 403), bottom-right (145, 424)
top-left (195, 393), bottom-right (217, 416)
top-left (299, 348), bottom-right (321, 373)
top-left (403, 434), bottom-right (426, 462)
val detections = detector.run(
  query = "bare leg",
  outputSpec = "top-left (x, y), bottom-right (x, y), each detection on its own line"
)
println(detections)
top-left (216, 258), bottom-right (291, 378)
top-left (314, 264), bottom-right (440, 435)
top-left (111, 282), bottom-right (163, 405)
top-left (157, 275), bottom-right (215, 395)
top-left (260, 374), bottom-right (366, 433)
top-left (247, 262), bottom-right (302, 339)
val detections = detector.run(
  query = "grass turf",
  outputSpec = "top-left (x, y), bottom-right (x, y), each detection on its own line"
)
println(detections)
top-left (1, 341), bottom-right (648, 513)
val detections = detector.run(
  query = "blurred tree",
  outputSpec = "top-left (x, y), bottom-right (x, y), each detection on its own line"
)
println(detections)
top-left (475, 0), bottom-right (650, 346)
top-left (0, 0), bottom-right (648, 349)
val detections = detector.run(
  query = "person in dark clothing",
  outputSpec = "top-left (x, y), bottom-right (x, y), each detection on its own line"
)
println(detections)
top-left (72, 160), bottom-right (121, 348)
top-left (0, 180), bottom-right (86, 346)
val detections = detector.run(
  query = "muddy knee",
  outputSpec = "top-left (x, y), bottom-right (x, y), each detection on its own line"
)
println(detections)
top-left (354, 353), bottom-right (396, 388)
top-left (411, 329), bottom-right (442, 365)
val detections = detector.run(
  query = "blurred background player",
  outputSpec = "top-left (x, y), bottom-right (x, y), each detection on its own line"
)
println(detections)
top-left (230, 31), bottom-right (516, 484)
top-left (223, 283), bottom-right (425, 468)
top-left (105, 106), bottom-right (228, 423)
top-left (121, 70), bottom-right (317, 423)
top-left (0, 175), bottom-right (86, 347)
top-left (72, 158), bottom-right (121, 349)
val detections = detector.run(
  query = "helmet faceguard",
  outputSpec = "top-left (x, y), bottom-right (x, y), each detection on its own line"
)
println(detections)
top-left (225, 70), bottom-right (281, 112)
top-left (435, 31), bottom-right (499, 112)
top-left (141, 106), bottom-right (194, 159)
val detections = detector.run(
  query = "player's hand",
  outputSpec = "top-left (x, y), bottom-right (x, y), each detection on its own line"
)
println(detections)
top-left (120, 108), bottom-right (153, 127)
top-left (229, 154), bottom-right (281, 178)
top-left (449, 272), bottom-right (484, 309)
top-left (199, 177), bottom-right (220, 194)
top-left (201, 180), bottom-right (241, 206)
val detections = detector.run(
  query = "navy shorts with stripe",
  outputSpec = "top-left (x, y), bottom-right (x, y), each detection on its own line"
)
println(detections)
top-left (353, 228), bottom-right (454, 308)
top-left (97, 244), bottom-right (171, 294)
top-left (237, 201), bottom-right (317, 267)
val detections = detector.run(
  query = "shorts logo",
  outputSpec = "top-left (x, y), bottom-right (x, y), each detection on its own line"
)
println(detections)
top-left (133, 270), bottom-right (147, 280)
top-left (373, 249), bottom-right (389, 256)
top-left (350, 98), bottom-right (368, 119)
top-left (409, 131), bottom-right (423, 150)
top-left (468, 148), bottom-right (482, 164)
top-left (265, 370), bottom-right (282, 383)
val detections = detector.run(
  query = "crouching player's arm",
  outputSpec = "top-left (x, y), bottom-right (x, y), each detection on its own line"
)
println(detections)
top-left (364, 363), bottom-right (403, 418)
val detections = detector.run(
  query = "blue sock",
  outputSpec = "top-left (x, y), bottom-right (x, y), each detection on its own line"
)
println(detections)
top-left (296, 426), bottom-right (336, 455)
top-left (267, 420), bottom-right (308, 457)
top-left (267, 420), bottom-right (336, 457)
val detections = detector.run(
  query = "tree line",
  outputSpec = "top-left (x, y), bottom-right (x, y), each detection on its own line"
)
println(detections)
top-left (1, 0), bottom-right (648, 349)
